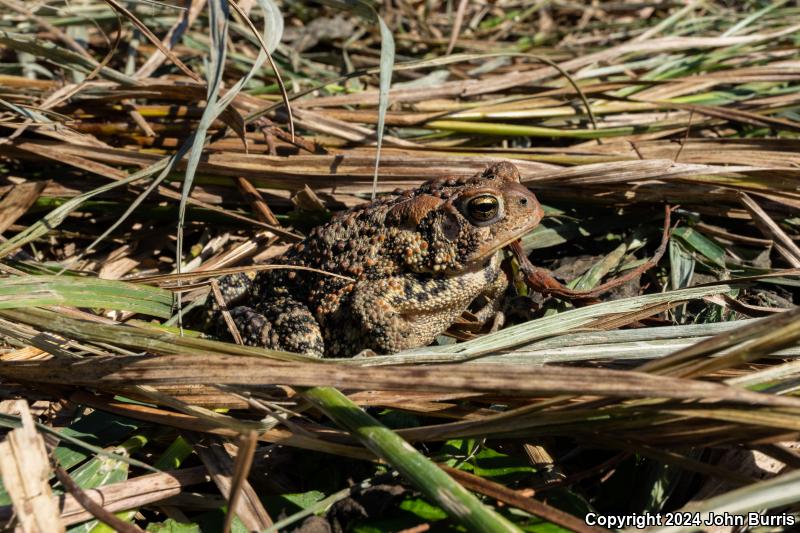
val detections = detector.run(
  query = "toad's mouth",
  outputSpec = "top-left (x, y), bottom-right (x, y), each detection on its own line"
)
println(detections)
top-left (474, 206), bottom-right (544, 260)
top-left (477, 228), bottom-right (536, 260)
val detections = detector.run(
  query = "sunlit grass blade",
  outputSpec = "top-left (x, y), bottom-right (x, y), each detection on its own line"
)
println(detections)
top-left (302, 386), bottom-right (523, 533)
top-left (0, 275), bottom-right (173, 318)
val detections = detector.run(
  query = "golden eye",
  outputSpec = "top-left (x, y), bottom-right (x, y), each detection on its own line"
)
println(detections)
top-left (467, 195), bottom-right (500, 223)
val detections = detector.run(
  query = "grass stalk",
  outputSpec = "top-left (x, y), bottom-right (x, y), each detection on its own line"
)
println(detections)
top-left (302, 386), bottom-right (523, 533)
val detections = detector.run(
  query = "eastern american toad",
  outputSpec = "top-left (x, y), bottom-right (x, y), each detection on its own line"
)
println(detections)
top-left (207, 162), bottom-right (543, 357)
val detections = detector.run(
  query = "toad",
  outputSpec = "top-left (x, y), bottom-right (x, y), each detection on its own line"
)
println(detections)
top-left (206, 162), bottom-right (543, 357)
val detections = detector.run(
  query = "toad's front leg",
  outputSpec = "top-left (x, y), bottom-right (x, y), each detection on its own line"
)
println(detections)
top-left (340, 270), bottom-right (496, 356)
top-left (469, 268), bottom-right (509, 329)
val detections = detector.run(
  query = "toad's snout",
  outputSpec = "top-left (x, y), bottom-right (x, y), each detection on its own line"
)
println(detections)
top-left (505, 182), bottom-right (544, 231)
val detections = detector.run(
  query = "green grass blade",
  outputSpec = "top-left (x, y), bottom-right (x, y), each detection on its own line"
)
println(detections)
top-left (315, 0), bottom-right (395, 199)
top-left (0, 30), bottom-right (134, 84)
top-left (0, 276), bottom-right (173, 318)
top-left (394, 284), bottom-right (735, 360)
top-left (176, 0), bottom-right (230, 280)
top-left (302, 386), bottom-right (523, 533)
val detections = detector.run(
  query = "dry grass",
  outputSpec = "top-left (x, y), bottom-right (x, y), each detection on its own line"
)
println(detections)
top-left (0, 1), bottom-right (799, 531)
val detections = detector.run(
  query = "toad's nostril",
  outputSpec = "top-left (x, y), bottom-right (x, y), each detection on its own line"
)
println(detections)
top-left (519, 198), bottom-right (528, 205)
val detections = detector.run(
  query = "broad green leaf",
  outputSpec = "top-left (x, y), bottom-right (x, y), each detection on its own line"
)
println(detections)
top-left (669, 239), bottom-right (696, 322)
top-left (670, 239), bottom-right (696, 290)
top-left (67, 434), bottom-right (147, 490)
top-left (672, 227), bottom-right (726, 268)
top-left (282, 490), bottom-right (327, 509)
top-left (466, 446), bottom-right (536, 483)
top-left (89, 435), bottom-right (194, 533)
top-left (54, 411), bottom-right (141, 471)
top-left (66, 435), bottom-right (148, 533)
top-left (569, 242), bottom-right (627, 291)
top-left (398, 497), bottom-right (449, 521)
top-left (146, 520), bottom-right (201, 533)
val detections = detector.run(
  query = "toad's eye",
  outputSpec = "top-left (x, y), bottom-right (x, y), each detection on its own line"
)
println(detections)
top-left (466, 195), bottom-right (500, 223)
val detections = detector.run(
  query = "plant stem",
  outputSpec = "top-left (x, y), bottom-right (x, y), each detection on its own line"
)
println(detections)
top-left (302, 386), bottom-right (523, 533)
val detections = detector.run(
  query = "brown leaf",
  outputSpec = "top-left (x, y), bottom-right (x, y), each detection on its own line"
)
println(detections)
top-left (0, 181), bottom-right (48, 235)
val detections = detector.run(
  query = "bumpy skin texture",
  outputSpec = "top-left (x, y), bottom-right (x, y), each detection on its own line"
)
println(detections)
top-left (208, 162), bottom-right (544, 357)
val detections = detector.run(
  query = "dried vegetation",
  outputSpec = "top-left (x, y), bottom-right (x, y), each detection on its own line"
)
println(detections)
top-left (0, 0), bottom-right (799, 531)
